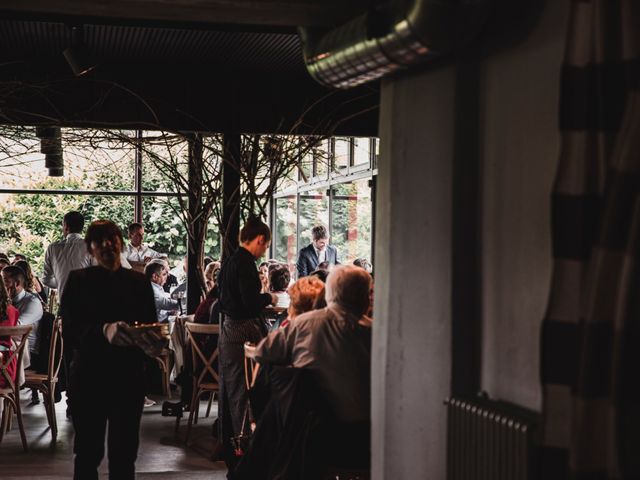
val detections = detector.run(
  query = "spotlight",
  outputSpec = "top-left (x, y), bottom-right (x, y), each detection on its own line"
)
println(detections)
top-left (63, 26), bottom-right (96, 77)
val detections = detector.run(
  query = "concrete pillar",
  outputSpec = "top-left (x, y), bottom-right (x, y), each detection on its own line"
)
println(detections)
top-left (372, 66), bottom-right (457, 479)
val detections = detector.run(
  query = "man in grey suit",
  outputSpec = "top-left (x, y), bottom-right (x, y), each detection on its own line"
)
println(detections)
top-left (296, 225), bottom-right (339, 278)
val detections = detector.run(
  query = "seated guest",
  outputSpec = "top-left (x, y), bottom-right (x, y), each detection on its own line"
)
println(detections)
top-left (1, 266), bottom-right (43, 356)
top-left (125, 222), bottom-right (164, 272)
top-left (353, 258), bottom-right (373, 273)
top-left (0, 272), bottom-right (19, 389)
top-left (269, 267), bottom-right (291, 309)
top-left (0, 258), bottom-right (10, 270)
top-left (204, 261), bottom-right (221, 293)
top-left (237, 266), bottom-right (372, 480)
top-left (252, 265), bottom-right (372, 422)
top-left (145, 259), bottom-right (179, 322)
top-left (278, 276), bottom-right (325, 329)
top-left (14, 259), bottom-right (47, 304)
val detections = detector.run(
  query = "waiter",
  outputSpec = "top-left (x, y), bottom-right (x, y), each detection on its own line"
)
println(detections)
top-left (218, 216), bottom-right (277, 469)
top-left (61, 220), bottom-right (160, 480)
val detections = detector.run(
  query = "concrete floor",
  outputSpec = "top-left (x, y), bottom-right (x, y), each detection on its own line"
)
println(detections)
top-left (0, 393), bottom-right (228, 479)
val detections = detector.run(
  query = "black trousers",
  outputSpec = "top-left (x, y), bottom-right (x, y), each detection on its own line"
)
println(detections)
top-left (70, 372), bottom-right (145, 480)
top-left (218, 316), bottom-right (264, 469)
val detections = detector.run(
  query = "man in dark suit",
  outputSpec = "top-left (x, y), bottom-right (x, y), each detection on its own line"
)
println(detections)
top-left (296, 225), bottom-right (339, 278)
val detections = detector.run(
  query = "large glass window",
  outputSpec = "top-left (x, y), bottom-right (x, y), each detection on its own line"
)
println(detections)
top-left (0, 192), bottom-right (134, 271)
top-left (330, 179), bottom-right (372, 265)
top-left (274, 195), bottom-right (298, 271)
top-left (298, 189), bottom-right (329, 249)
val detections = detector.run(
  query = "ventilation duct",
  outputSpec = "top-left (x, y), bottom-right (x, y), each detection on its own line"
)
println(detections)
top-left (299, 0), bottom-right (493, 89)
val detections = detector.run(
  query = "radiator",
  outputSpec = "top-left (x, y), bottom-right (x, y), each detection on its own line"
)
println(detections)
top-left (445, 396), bottom-right (540, 480)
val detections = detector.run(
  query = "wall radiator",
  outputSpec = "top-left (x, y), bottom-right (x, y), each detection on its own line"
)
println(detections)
top-left (445, 396), bottom-right (540, 480)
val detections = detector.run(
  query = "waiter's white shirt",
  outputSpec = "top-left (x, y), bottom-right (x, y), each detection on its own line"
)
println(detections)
top-left (126, 243), bottom-right (163, 263)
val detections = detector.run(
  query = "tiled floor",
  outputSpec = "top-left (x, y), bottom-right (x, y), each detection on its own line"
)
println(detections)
top-left (0, 393), bottom-right (228, 479)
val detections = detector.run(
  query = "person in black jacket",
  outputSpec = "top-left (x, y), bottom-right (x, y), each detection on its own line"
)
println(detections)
top-left (218, 216), bottom-right (277, 469)
top-left (295, 225), bottom-right (339, 278)
top-left (61, 220), bottom-right (160, 480)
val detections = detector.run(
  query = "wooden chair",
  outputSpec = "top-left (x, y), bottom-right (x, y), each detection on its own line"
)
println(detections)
top-left (23, 318), bottom-right (63, 441)
top-left (184, 322), bottom-right (219, 445)
top-left (0, 325), bottom-right (33, 452)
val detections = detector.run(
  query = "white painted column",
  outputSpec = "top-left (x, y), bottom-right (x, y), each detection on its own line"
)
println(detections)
top-left (372, 66), bottom-right (457, 480)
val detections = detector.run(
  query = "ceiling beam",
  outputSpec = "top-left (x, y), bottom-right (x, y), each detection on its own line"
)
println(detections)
top-left (0, 0), bottom-right (367, 28)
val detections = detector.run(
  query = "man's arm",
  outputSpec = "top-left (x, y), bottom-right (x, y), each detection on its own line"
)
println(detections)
top-left (154, 290), bottom-right (180, 311)
top-left (41, 245), bottom-right (58, 289)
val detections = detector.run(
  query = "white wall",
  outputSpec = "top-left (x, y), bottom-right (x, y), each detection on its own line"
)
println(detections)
top-left (479, 0), bottom-right (569, 411)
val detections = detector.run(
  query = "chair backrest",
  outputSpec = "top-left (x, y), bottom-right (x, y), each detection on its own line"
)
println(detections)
top-left (184, 321), bottom-right (219, 388)
top-left (0, 325), bottom-right (32, 392)
top-left (47, 318), bottom-right (63, 383)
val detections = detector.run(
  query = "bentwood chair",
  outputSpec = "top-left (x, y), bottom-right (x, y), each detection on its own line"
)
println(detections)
top-left (23, 318), bottom-right (63, 440)
top-left (184, 321), bottom-right (219, 445)
top-left (0, 324), bottom-right (33, 452)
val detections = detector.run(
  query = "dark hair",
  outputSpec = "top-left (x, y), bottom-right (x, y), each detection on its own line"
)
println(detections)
top-left (128, 222), bottom-right (143, 235)
top-left (203, 256), bottom-right (214, 267)
top-left (310, 269), bottom-right (329, 283)
top-left (353, 258), bottom-right (372, 272)
top-left (64, 211), bottom-right (85, 233)
top-left (12, 254), bottom-right (26, 262)
top-left (85, 220), bottom-right (125, 255)
top-left (0, 253), bottom-right (9, 262)
top-left (311, 225), bottom-right (328, 241)
top-left (269, 267), bottom-right (290, 292)
top-left (317, 261), bottom-right (330, 271)
top-left (13, 260), bottom-right (35, 291)
top-left (239, 216), bottom-right (271, 243)
top-left (259, 261), bottom-right (269, 269)
top-left (144, 260), bottom-right (166, 280)
top-left (2, 265), bottom-right (26, 287)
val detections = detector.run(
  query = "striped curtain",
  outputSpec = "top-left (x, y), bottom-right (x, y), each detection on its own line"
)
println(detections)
top-left (540, 1), bottom-right (640, 478)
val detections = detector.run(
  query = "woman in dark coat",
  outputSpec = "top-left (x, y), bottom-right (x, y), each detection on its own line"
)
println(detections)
top-left (217, 216), bottom-right (276, 469)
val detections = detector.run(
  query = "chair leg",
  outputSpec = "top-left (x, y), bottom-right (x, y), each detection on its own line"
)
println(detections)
top-left (205, 392), bottom-right (213, 418)
top-left (0, 399), bottom-right (7, 443)
top-left (47, 387), bottom-right (57, 441)
top-left (13, 395), bottom-right (28, 452)
top-left (186, 390), bottom-right (198, 445)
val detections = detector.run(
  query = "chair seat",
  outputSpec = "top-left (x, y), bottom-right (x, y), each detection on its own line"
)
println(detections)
top-left (200, 382), bottom-right (219, 391)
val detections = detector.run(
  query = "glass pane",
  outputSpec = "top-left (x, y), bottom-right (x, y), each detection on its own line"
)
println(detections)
top-left (141, 196), bottom-right (188, 265)
top-left (330, 179), bottom-right (372, 267)
top-left (0, 127), bottom-right (136, 190)
top-left (353, 137), bottom-right (371, 167)
top-left (274, 195), bottom-right (298, 271)
top-left (0, 193), bottom-right (134, 274)
top-left (333, 137), bottom-right (350, 174)
top-left (298, 189), bottom-right (329, 251)
top-left (314, 139), bottom-right (330, 180)
top-left (141, 131), bottom-right (189, 192)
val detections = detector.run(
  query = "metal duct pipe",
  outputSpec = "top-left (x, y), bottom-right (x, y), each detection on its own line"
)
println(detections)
top-left (299, 0), bottom-right (492, 89)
